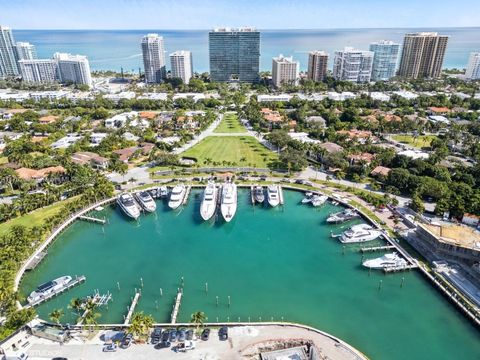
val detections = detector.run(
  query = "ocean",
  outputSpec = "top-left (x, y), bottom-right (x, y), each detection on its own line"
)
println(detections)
top-left (13, 28), bottom-right (480, 73)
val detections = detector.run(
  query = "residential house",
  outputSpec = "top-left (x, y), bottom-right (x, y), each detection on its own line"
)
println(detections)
top-left (337, 129), bottom-right (376, 144)
top-left (318, 142), bottom-right (344, 154)
top-left (370, 165), bottom-right (391, 177)
top-left (348, 152), bottom-right (375, 165)
top-left (71, 151), bottom-right (109, 169)
top-left (38, 115), bottom-right (59, 125)
top-left (15, 166), bottom-right (66, 183)
top-left (51, 134), bottom-right (83, 149)
top-left (261, 108), bottom-right (283, 123)
top-left (462, 213), bottom-right (480, 228)
top-left (90, 132), bottom-right (108, 146)
top-left (113, 143), bottom-right (155, 163)
top-left (105, 111), bottom-right (138, 128)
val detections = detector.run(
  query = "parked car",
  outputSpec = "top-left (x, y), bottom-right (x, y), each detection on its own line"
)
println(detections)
top-left (201, 328), bottom-right (210, 341)
top-left (176, 340), bottom-right (196, 352)
top-left (177, 328), bottom-right (187, 342)
top-left (154, 340), bottom-right (171, 349)
top-left (120, 333), bottom-right (133, 349)
top-left (218, 326), bottom-right (228, 340)
top-left (103, 343), bottom-right (117, 352)
top-left (186, 329), bottom-right (194, 341)
top-left (169, 329), bottom-right (178, 342)
top-left (151, 327), bottom-right (162, 344)
top-left (295, 179), bottom-right (304, 184)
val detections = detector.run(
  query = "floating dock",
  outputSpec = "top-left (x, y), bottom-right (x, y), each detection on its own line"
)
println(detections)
top-left (26, 275), bottom-right (86, 308)
top-left (124, 292), bottom-right (141, 325)
top-left (360, 245), bottom-right (395, 253)
top-left (170, 288), bottom-right (183, 324)
top-left (79, 215), bottom-right (106, 224)
top-left (25, 251), bottom-right (47, 271)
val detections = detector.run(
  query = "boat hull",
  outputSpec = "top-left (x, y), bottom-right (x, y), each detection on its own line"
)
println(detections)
top-left (221, 205), bottom-right (237, 222)
top-left (117, 197), bottom-right (140, 220)
top-left (200, 186), bottom-right (217, 221)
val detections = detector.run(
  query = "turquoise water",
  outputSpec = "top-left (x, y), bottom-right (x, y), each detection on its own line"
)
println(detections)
top-left (13, 28), bottom-right (480, 72)
top-left (20, 190), bottom-right (480, 359)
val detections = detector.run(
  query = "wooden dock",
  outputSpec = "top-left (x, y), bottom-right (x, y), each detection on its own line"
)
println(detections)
top-left (124, 292), bottom-right (141, 325)
top-left (170, 288), bottom-right (183, 324)
top-left (79, 215), bottom-right (106, 224)
top-left (26, 275), bottom-right (86, 308)
top-left (25, 251), bottom-right (47, 271)
top-left (360, 245), bottom-right (395, 253)
top-left (278, 186), bottom-right (284, 205)
top-left (182, 186), bottom-right (191, 205)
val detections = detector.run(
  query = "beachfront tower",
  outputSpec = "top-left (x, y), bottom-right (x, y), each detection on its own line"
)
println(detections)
top-left (369, 40), bottom-right (400, 81)
top-left (54, 52), bottom-right (92, 87)
top-left (141, 33), bottom-right (166, 83)
top-left (465, 52), bottom-right (480, 80)
top-left (170, 50), bottom-right (193, 84)
top-left (333, 47), bottom-right (374, 83)
top-left (0, 25), bottom-right (19, 77)
top-left (14, 42), bottom-right (37, 61)
top-left (272, 55), bottom-right (299, 88)
top-left (307, 51), bottom-right (328, 82)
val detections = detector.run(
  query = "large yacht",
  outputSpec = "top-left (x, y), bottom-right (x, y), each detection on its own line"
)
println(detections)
top-left (339, 224), bottom-right (382, 243)
top-left (159, 186), bottom-right (169, 198)
top-left (362, 253), bottom-right (407, 269)
top-left (28, 276), bottom-right (73, 304)
top-left (220, 181), bottom-right (237, 222)
top-left (311, 194), bottom-right (328, 207)
top-left (134, 191), bottom-right (157, 212)
top-left (327, 208), bottom-right (359, 223)
top-left (267, 185), bottom-right (280, 207)
top-left (117, 193), bottom-right (141, 220)
top-left (200, 182), bottom-right (218, 221)
top-left (168, 184), bottom-right (186, 210)
top-left (253, 186), bottom-right (265, 204)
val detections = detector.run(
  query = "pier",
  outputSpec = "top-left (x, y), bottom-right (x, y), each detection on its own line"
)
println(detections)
top-left (77, 291), bottom-right (112, 325)
top-left (124, 292), bottom-right (141, 325)
top-left (25, 251), bottom-right (47, 271)
top-left (26, 275), bottom-right (86, 308)
top-left (250, 185), bottom-right (255, 205)
top-left (278, 186), bottom-right (284, 205)
top-left (360, 245), bottom-right (395, 253)
top-left (170, 288), bottom-right (183, 324)
top-left (79, 215), bottom-right (106, 224)
top-left (182, 186), bottom-right (191, 205)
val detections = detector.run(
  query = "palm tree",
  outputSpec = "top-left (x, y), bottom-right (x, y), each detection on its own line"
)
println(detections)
top-left (49, 309), bottom-right (64, 324)
top-left (129, 312), bottom-right (154, 340)
top-left (190, 311), bottom-right (206, 330)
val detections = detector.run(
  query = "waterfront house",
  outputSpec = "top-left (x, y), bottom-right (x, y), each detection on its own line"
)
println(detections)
top-left (71, 152), bottom-right (109, 170)
top-left (15, 166), bottom-right (66, 183)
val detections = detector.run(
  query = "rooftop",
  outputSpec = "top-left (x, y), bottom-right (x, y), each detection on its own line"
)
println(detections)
top-left (423, 223), bottom-right (480, 251)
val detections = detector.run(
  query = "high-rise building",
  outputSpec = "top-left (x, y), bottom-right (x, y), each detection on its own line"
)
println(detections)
top-left (465, 52), bottom-right (480, 80)
top-left (272, 55), bottom-right (299, 88)
top-left (54, 52), bottom-right (92, 87)
top-left (0, 26), bottom-right (19, 77)
top-left (209, 27), bottom-right (260, 83)
top-left (333, 47), bottom-right (374, 83)
top-left (307, 51), bottom-right (328, 82)
top-left (141, 34), bottom-right (166, 83)
top-left (398, 32), bottom-right (449, 79)
top-left (14, 42), bottom-right (37, 61)
top-left (369, 40), bottom-right (400, 81)
top-left (170, 50), bottom-right (193, 84)
top-left (18, 59), bottom-right (58, 83)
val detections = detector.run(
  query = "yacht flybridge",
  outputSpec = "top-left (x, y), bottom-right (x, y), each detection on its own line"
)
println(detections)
top-left (168, 184), bottom-right (186, 210)
top-left (220, 181), bottom-right (237, 222)
top-left (117, 193), bottom-right (141, 219)
top-left (362, 253), bottom-right (407, 269)
top-left (27, 276), bottom-right (73, 304)
top-left (267, 185), bottom-right (280, 207)
top-left (340, 224), bottom-right (382, 243)
top-left (200, 182), bottom-right (218, 221)
top-left (134, 191), bottom-right (157, 212)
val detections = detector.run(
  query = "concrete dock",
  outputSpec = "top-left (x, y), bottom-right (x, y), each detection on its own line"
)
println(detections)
top-left (124, 292), bottom-right (141, 325)
top-left (170, 288), bottom-right (183, 324)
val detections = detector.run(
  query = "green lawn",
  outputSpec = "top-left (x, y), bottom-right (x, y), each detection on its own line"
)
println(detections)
top-left (392, 135), bottom-right (437, 149)
top-left (182, 136), bottom-right (277, 168)
top-left (0, 197), bottom-right (78, 237)
top-left (213, 112), bottom-right (246, 133)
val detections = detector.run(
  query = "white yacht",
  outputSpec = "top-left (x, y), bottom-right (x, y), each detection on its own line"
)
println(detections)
top-left (267, 185), bottom-right (280, 207)
top-left (362, 253), bottom-right (407, 269)
top-left (311, 195), bottom-right (328, 207)
top-left (159, 186), bottom-right (169, 198)
top-left (134, 191), bottom-right (157, 212)
top-left (327, 208), bottom-right (359, 223)
top-left (253, 186), bottom-right (265, 204)
top-left (117, 193), bottom-right (141, 220)
top-left (200, 182), bottom-right (218, 221)
top-left (168, 184), bottom-right (186, 210)
top-left (301, 192), bottom-right (314, 204)
top-left (220, 181), bottom-right (237, 222)
top-left (339, 224), bottom-right (382, 243)
top-left (27, 276), bottom-right (73, 304)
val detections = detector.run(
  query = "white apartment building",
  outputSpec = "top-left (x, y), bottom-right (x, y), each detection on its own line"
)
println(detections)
top-left (333, 47), bottom-right (374, 83)
top-left (272, 55), bottom-right (299, 88)
top-left (18, 59), bottom-right (58, 83)
top-left (14, 42), bottom-right (37, 60)
top-left (465, 52), bottom-right (480, 80)
top-left (54, 52), bottom-right (92, 87)
top-left (142, 34), bottom-right (166, 83)
top-left (0, 26), bottom-right (19, 77)
top-left (170, 50), bottom-right (193, 84)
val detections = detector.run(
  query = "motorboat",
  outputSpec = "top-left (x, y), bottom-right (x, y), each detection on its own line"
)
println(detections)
top-left (200, 182), bottom-right (218, 221)
top-left (159, 186), bottom-right (169, 198)
top-left (362, 253), bottom-right (408, 269)
top-left (168, 184), bottom-right (186, 210)
top-left (220, 181), bottom-right (237, 222)
top-left (253, 186), bottom-right (265, 204)
top-left (339, 224), bottom-right (382, 243)
top-left (327, 208), bottom-right (359, 223)
top-left (134, 191), bottom-right (157, 212)
top-left (27, 276), bottom-right (73, 304)
top-left (311, 195), bottom-right (328, 207)
top-left (117, 193), bottom-right (141, 219)
top-left (148, 188), bottom-right (158, 198)
top-left (267, 185), bottom-right (280, 207)
top-left (301, 192), bottom-right (313, 204)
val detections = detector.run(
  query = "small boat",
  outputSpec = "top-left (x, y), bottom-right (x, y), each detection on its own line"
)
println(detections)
top-left (253, 186), bottom-right (265, 204)
top-left (117, 193), bottom-right (141, 220)
top-left (327, 208), bottom-right (359, 223)
top-left (362, 253), bottom-right (408, 269)
top-left (220, 181), bottom-right (237, 222)
top-left (147, 188), bottom-right (158, 199)
top-left (134, 191), bottom-right (157, 212)
top-left (301, 192), bottom-right (313, 204)
top-left (159, 186), bottom-right (168, 198)
top-left (200, 182), bottom-right (218, 221)
top-left (267, 185), bottom-right (280, 207)
top-left (94, 206), bottom-right (104, 211)
top-left (168, 184), bottom-right (186, 210)
top-left (311, 195), bottom-right (328, 207)
top-left (27, 276), bottom-right (73, 304)
top-left (340, 224), bottom-right (382, 243)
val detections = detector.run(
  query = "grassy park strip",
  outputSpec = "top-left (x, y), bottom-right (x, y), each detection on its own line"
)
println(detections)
top-left (213, 112), bottom-right (247, 133)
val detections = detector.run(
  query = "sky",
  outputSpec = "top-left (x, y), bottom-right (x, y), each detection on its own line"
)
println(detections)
top-left (1, 0), bottom-right (479, 30)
